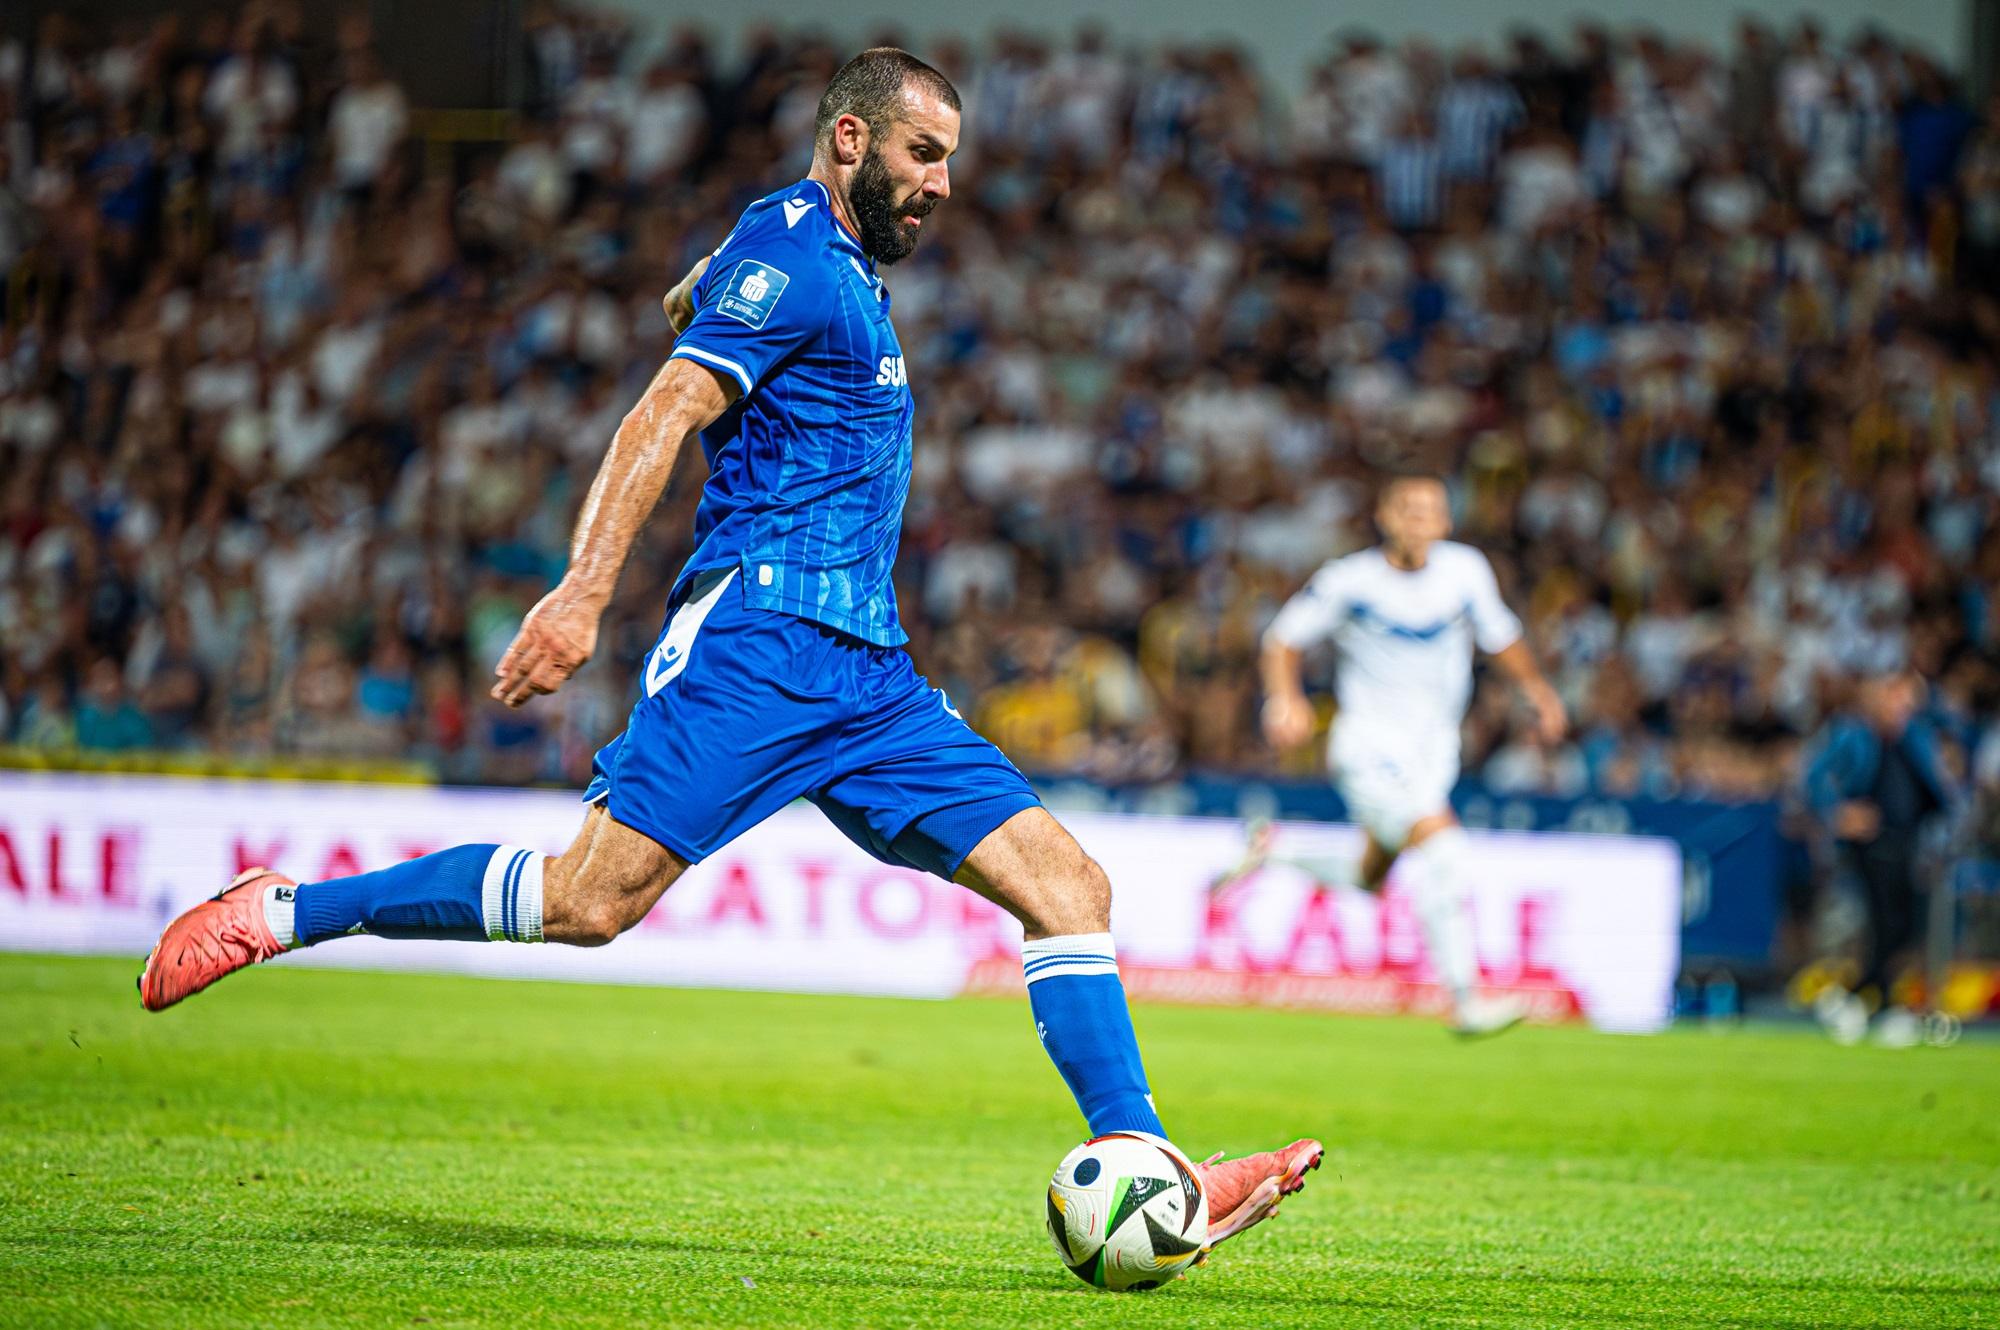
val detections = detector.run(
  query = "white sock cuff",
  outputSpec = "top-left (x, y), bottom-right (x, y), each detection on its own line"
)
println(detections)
top-left (262, 882), bottom-right (299, 950)
top-left (481, 846), bottom-right (546, 943)
top-left (1021, 931), bottom-right (1119, 984)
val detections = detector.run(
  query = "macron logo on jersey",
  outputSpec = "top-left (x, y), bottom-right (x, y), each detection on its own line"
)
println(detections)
top-left (716, 260), bottom-right (791, 330)
top-left (782, 198), bottom-right (812, 228)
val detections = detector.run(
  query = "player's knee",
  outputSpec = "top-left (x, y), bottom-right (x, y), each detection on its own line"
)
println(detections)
top-left (565, 902), bottom-right (629, 947)
top-left (1084, 857), bottom-right (1113, 929)
top-left (546, 889), bottom-right (625, 947)
top-left (1042, 855), bottom-right (1112, 936)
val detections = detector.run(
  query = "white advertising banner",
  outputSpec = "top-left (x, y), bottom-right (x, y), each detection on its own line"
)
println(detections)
top-left (0, 772), bottom-right (1682, 1031)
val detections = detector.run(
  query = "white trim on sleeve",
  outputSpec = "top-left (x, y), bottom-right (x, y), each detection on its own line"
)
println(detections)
top-left (671, 344), bottom-right (754, 396)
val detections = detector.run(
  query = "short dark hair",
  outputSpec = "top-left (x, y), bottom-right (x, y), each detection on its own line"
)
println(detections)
top-left (1376, 471), bottom-right (1447, 504)
top-left (814, 47), bottom-right (960, 145)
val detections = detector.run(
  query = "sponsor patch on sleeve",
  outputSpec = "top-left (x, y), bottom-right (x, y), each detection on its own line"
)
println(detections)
top-left (714, 260), bottom-right (792, 330)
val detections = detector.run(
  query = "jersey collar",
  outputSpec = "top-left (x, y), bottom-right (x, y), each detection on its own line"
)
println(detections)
top-left (799, 177), bottom-right (878, 276)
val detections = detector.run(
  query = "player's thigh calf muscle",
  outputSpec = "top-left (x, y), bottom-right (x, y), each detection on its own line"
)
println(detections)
top-left (543, 804), bottom-right (690, 946)
top-left (1358, 835), bottom-right (1396, 891)
top-left (953, 807), bottom-right (1110, 941)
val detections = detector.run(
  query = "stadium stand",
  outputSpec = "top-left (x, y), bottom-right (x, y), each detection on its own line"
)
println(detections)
top-left (1, 4), bottom-right (1997, 825)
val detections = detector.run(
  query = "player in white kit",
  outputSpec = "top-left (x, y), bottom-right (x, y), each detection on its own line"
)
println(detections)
top-left (1253, 475), bottom-right (1566, 1036)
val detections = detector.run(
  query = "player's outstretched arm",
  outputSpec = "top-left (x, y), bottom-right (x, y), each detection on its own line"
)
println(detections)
top-left (1489, 638), bottom-right (1566, 745)
top-left (491, 357), bottom-right (736, 708)
top-left (1260, 563), bottom-right (1344, 752)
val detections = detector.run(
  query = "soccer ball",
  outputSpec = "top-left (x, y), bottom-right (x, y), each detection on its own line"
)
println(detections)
top-left (1045, 1131), bottom-right (1208, 1291)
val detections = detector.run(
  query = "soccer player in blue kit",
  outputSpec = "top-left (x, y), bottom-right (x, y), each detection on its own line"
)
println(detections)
top-left (140, 48), bottom-right (1322, 1253)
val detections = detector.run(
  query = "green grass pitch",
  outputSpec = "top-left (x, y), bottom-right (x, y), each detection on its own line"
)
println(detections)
top-left (2, 955), bottom-right (1997, 1328)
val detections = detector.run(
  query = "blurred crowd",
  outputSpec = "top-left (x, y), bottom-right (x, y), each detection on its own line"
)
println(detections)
top-left (3, 4), bottom-right (2000, 810)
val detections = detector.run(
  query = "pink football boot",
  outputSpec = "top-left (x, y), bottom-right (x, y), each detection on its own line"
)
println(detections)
top-left (138, 867), bottom-right (294, 1012)
top-left (1196, 1138), bottom-right (1325, 1248)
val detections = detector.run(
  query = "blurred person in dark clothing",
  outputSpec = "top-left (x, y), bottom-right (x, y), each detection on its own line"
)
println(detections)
top-left (75, 657), bottom-right (154, 752)
top-left (1803, 669), bottom-right (1957, 1044)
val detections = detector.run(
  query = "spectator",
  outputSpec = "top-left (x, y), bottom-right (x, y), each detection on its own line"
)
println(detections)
top-left (1803, 670), bottom-right (1958, 1041)
top-left (203, 18), bottom-right (300, 170)
top-left (1336, 32), bottom-right (1415, 166)
top-left (1777, 20), bottom-right (1833, 150)
top-left (1496, 121), bottom-right (1585, 231)
top-left (1436, 49), bottom-right (1522, 182)
top-left (130, 605), bottom-right (210, 746)
top-left (625, 59), bottom-right (706, 184)
top-left (357, 632), bottom-right (417, 735)
top-left (75, 658), bottom-right (153, 751)
top-left (1798, 70), bottom-right (1880, 217)
top-left (1377, 110), bottom-right (1445, 230)
top-left (327, 49), bottom-right (409, 200)
top-left (15, 678), bottom-right (77, 749)
top-left (1897, 57), bottom-right (1976, 220)
top-left (0, 7), bottom-right (1992, 819)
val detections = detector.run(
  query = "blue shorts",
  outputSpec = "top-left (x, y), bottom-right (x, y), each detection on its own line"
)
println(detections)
top-left (583, 568), bottom-right (1042, 880)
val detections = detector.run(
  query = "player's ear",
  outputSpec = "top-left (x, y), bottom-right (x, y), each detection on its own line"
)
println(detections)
top-left (830, 112), bottom-right (870, 167)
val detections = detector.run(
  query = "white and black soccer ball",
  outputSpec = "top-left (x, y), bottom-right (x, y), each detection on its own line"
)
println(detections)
top-left (1045, 1131), bottom-right (1208, 1291)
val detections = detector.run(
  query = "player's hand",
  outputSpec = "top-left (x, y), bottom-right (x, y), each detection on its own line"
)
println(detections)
top-left (491, 581), bottom-right (603, 709)
top-left (1261, 691), bottom-right (1315, 751)
top-left (662, 255), bottom-right (712, 338)
top-left (1527, 683), bottom-right (1567, 747)
top-left (1833, 800), bottom-right (1881, 842)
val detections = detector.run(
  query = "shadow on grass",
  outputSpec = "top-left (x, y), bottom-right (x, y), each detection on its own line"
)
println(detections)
top-left (10, 1209), bottom-right (1988, 1328)
top-left (272, 1211), bottom-right (1997, 1324)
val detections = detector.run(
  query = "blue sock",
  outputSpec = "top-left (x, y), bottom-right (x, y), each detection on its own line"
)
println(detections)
top-left (283, 844), bottom-right (545, 946)
top-left (1023, 932), bottom-right (1166, 1137)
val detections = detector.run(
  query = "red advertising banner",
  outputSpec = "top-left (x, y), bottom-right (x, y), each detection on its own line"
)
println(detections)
top-left (0, 772), bottom-right (1680, 1030)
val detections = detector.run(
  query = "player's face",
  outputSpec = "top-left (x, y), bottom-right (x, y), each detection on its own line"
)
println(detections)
top-left (1377, 481), bottom-right (1451, 558)
top-left (850, 88), bottom-right (958, 264)
top-left (1860, 673), bottom-right (1920, 732)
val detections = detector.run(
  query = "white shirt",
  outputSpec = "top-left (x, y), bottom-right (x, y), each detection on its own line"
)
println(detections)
top-left (1267, 541), bottom-right (1522, 733)
top-left (270, 371), bottom-right (342, 478)
top-left (1338, 53), bottom-right (1415, 164)
top-left (625, 83), bottom-right (704, 180)
top-left (329, 82), bottom-right (408, 187)
top-left (1497, 145), bottom-right (1585, 233)
top-left (311, 319), bottom-right (382, 406)
top-left (204, 56), bottom-right (298, 163)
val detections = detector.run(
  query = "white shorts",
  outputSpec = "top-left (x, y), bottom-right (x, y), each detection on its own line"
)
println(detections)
top-left (1329, 720), bottom-right (1460, 852)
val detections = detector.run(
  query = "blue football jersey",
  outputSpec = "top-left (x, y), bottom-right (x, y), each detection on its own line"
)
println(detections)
top-left (667, 178), bottom-right (916, 647)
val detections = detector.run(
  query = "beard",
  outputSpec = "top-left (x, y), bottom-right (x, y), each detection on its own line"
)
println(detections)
top-left (849, 143), bottom-right (933, 264)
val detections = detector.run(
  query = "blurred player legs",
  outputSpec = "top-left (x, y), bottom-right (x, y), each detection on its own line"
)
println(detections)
top-left (1333, 719), bottom-right (1516, 1034)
